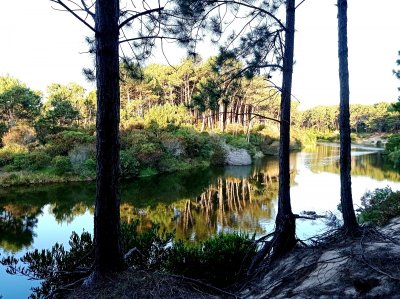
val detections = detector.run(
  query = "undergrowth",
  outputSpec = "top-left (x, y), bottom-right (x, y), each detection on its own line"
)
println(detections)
top-left (0, 221), bottom-right (257, 298)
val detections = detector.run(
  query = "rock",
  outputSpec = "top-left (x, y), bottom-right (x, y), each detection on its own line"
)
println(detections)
top-left (225, 148), bottom-right (252, 165)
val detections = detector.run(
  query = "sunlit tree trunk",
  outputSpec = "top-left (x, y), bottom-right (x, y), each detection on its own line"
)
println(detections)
top-left (337, 0), bottom-right (359, 231)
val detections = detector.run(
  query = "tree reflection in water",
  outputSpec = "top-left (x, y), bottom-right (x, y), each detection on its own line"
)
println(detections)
top-left (0, 205), bottom-right (40, 252)
top-left (0, 158), bottom-right (293, 251)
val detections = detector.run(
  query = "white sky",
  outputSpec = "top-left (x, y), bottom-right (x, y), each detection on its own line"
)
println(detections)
top-left (0, 0), bottom-right (399, 109)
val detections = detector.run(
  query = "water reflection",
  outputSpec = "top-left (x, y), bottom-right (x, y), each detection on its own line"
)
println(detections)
top-left (0, 156), bottom-right (296, 253)
top-left (2, 143), bottom-right (400, 298)
top-left (305, 143), bottom-right (400, 181)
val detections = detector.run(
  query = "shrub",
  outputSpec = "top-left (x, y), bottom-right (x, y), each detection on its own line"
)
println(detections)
top-left (176, 130), bottom-right (212, 159)
top-left (8, 151), bottom-right (51, 171)
top-left (210, 140), bottom-right (227, 165)
top-left (385, 134), bottom-right (400, 154)
top-left (120, 150), bottom-right (140, 177)
top-left (51, 156), bottom-right (73, 175)
top-left (81, 158), bottom-right (96, 176)
top-left (358, 187), bottom-right (400, 225)
top-left (166, 233), bottom-right (257, 287)
top-left (44, 130), bottom-right (95, 156)
top-left (158, 155), bottom-right (190, 172)
top-left (136, 143), bottom-right (164, 167)
top-left (0, 145), bottom-right (27, 167)
top-left (2, 123), bottom-right (36, 147)
top-left (224, 134), bottom-right (257, 156)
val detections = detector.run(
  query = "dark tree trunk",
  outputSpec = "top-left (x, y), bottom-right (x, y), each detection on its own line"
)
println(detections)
top-left (94, 0), bottom-right (125, 274)
top-left (273, 0), bottom-right (296, 257)
top-left (337, 0), bottom-right (359, 231)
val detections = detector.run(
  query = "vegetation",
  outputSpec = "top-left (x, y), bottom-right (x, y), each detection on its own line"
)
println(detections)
top-left (0, 222), bottom-right (257, 298)
top-left (358, 187), bottom-right (400, 226)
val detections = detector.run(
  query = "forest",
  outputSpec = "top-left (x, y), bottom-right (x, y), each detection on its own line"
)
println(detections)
top-left (1, 0), bottom-right (400, 298)
top-left (1, 65), bottom-right (399, 187)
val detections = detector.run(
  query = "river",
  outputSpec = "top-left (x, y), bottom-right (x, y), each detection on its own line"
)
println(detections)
top-left (1, 143), bottom-right (400, 298)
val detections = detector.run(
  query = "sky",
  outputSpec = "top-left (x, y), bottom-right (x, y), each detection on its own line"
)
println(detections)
top-left (0, 0), bottom-right (399, 110)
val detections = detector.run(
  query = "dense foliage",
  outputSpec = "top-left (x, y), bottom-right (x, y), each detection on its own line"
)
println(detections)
top-left (0, 57), bottom-right (398, 186)
top-left (358, 187), bottom-right (400, 225)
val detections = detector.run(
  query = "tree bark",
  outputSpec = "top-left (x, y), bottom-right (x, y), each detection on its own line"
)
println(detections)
top-left (337, 0), bottom-right (359, 231)
top-left (94, 0), bottom-right (125, 274)
top-left (273, 0), bottom-right (296, 258)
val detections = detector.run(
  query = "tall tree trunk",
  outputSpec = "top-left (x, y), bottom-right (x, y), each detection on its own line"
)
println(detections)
top-left (273, 0), bottom-right (296, 257)
top-left (94, 0), bottom-right (125, 275)
top-left (337, 0), bottom-right (359, 231)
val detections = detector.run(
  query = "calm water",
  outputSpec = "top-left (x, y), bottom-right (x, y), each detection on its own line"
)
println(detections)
top-left (1, 143), bottom-right (400, 298)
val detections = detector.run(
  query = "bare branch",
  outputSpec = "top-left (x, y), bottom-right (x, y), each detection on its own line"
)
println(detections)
top-left (119, 7), bottom-right (164, 29)
top-left (50, 0), bottom-right (96, 32)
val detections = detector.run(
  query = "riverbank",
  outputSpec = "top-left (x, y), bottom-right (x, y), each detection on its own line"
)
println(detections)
top-left (0, 126), bottom-right (305, 188)
top-left (65, 218), bottom-right (400, 299)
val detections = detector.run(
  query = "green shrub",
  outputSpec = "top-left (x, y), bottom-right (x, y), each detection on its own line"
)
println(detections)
top-left (81, 158), bottom-right (96, 176)
top-left (358, 187), bottom-right (400, 225)
top-left (166, 233), bottom-right (257, 287)
top-left (8, 151), bottom-right (51, 171)
top-left (120, 150), bottom-right (140, 177)
top-left (385, 134), bottom-right (400, 154)
top-left (51, 156), bottom-right (73, 175)
top-left (177, 130), bottom-right (212, 159)
top-left (0, 145), bottom-right (27, 167)
top-left (210, 140), bottom-right (227, 165)
top-left (158, 155), bottom-right (190, 172)
top-left (44, 130), bottom-right (95, 156)
top-left (225, 134), bottom-right (256, 156)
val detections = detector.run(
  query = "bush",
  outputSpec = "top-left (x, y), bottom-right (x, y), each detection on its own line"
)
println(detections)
top-left (210, 139), bottom-right (227, 165)
top-left (224, 134), bottom-right (257, 156)
top-left (2, 123), bottom-right (37, 147)
top-left (0, 145), bottom-right (27, 167)
top-left (120, 150), bottom-right (140, 177)
top-left (51, 156), bottom-right (73, 175)
top-left (8, 151), bottom-right (51, 171)
top-left (176, 130), bottom-right (212, 159)
top-left (385, 134), bottom-right (400, 154)
top-left (44, 130), bottom-right (95, 156)
top-left (80, 158), bottom-right (96, 176)
top-left (158, 155), bottom-right (190, 172)
top-left (166, 233), bottom-right (257, 287)
top-left (358, 187), bottom-right (400, 225)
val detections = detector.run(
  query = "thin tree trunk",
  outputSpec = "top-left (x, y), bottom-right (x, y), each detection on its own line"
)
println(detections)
top-left (273, 0), bottom-right (296, 258)
top-left (93, 0), bottom-right (125, 275)
top-left (337, 0), bottom-right (359, 231)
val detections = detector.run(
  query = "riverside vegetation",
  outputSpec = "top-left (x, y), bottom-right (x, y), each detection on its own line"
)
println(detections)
top-left (1, 58), bottom-right (399, 187)
top-left (2, 56), bottom-right (400, 297)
